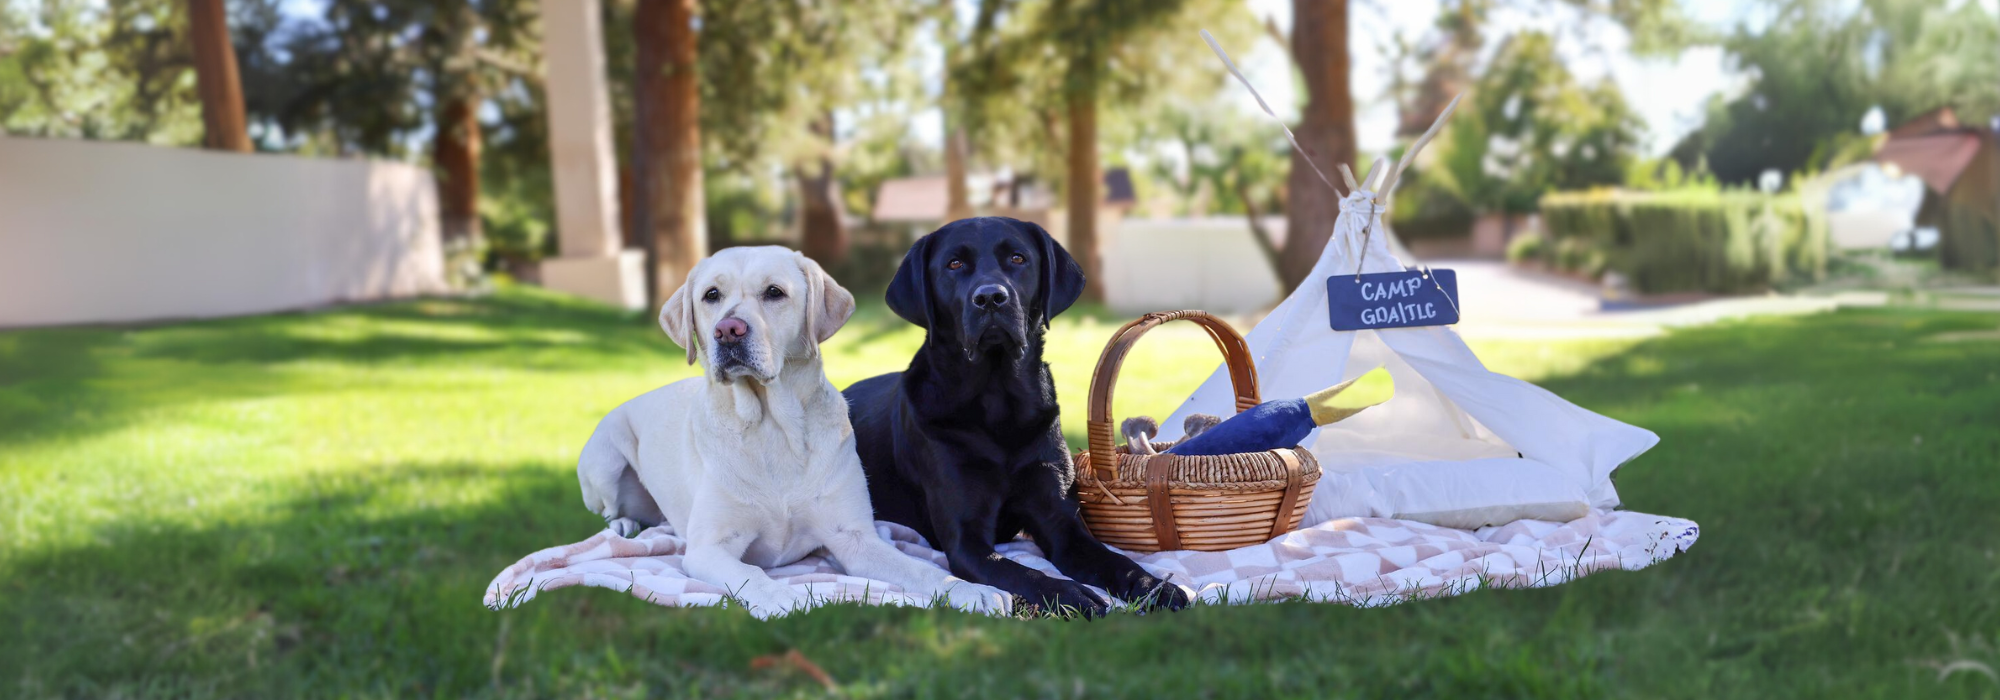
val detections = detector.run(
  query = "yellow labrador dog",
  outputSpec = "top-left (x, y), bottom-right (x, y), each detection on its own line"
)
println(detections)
top-left (576, 247), bottom-right (1008, 618)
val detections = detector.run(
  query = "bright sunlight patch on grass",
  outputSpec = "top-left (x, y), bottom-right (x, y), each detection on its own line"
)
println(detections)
top-left (3, 283), bottom-right (1997, 698)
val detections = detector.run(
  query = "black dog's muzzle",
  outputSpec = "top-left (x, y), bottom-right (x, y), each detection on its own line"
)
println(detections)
top-left (959, 282), bottom-right (1028, 362)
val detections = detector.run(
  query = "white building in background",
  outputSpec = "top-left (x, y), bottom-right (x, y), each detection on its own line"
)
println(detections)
top-left (1821, 163), bottom-right (1927, 251)
top-left (1100, 217), bottom-right (1286, 315)
top-left (0, 136), bottom-right (447, 328)
top-left (871, 170), bottom-right (1285, 315)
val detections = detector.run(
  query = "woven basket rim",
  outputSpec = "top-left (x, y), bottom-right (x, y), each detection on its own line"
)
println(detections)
top-left (1080, 440), bottom-right (1312, 474)
top-left (1072, 448), bottom-right (1320, 492)
top-left (1077, 471), bottom-right (1323, 492)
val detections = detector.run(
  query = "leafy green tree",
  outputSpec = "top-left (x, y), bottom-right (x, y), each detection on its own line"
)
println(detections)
top-left (1143, 101), bottom-right (1289, 272)
top-left (245, 0), bottom-right (538, 244)
top-left (697, 0), bottom-right (932, 269)
top-left (0, 0), bottom-right (204, 144)
top-left (596, 0), bottom-right (937, 284)
top-left (951, 0), bottom-right (1251, 300)
top-left (478, 66), bottom-right (555, 271)
top-left (1395, 0), bottom-right (1486, 140)
top-left (1405, 31), bottom-right (1643, 215)
top-left (1671, 0), bottom-right (2000, 184)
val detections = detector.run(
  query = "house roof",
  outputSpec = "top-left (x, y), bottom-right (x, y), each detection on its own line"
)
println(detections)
top-left (872, 168), bottom-right (1138, 223)
top-left (1876, 107), bottom-right (1989, 195)
top-left (1888, 106), bottom-right (1962, 139)
top-left (872, 175), bottom-right (949, 223)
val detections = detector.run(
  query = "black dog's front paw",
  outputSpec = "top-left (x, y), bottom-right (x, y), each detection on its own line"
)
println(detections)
top-left (1123, 575), bottom-right (1191, 612)
top-left (1019, 579), bottom-right (1110, 618)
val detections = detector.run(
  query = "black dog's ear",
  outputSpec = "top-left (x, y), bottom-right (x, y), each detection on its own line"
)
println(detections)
top-left (1025, 220), bottom-right (1085, 326)
top-left (885, 231), bottom-right (935, 329)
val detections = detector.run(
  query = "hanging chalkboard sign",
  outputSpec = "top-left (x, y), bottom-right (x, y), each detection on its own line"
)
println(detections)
top-left (1327, 269), bottom-right (1460, 331)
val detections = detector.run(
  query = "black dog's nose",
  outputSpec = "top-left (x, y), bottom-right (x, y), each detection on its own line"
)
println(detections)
top-left (971, 284), bottom-right (1011, 310)
top-left (714, 317), bottom-right (749, 344)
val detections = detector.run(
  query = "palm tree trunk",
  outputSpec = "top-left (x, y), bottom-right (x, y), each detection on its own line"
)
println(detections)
top-left (185, 0), bottom-right (250, 152)
top-left (634, 0), bottom-right (706, 306)
top-left (434, 94), bottom-right (482, 243)
top-left (1282, 0), bottom-right (1356, 290)
top-left (1065, 87), bottom-right (1101, 303)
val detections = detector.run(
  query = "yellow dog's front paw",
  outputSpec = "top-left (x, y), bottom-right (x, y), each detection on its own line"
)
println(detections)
top-left (940, 579), bottom-right (1013, 615)
top-left (741, 587), bottom-right (815, 619)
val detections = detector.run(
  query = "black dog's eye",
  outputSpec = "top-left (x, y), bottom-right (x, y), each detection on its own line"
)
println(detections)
top-left (702, 288), bottom-right (721, 302)
top-left (1010, 254), bottom-right (1027, 265)
top-left (763, 285), bottom-right (786, 300)
top-left (947, 259), bottom-right (964, 271)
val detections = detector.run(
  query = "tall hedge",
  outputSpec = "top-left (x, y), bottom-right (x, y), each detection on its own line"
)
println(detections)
top-left (1539, 188), bottom-right (1827, 294)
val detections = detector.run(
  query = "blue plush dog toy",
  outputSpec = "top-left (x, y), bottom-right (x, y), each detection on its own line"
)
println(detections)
top-left (1163, 374), bottom-right (1382, 456)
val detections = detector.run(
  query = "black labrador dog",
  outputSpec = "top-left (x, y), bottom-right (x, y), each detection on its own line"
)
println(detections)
top-left (843, 217), bottom-right (1189, 616)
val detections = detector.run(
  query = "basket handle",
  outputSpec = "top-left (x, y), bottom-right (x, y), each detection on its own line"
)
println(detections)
top-left (1084, 310), bottom-right (1260, 482)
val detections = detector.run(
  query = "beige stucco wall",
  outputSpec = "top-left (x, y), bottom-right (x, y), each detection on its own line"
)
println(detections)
top-left (0, 136), bottom-right (446, 327)
top-left (1101, 217), bottom-right (1286, 314)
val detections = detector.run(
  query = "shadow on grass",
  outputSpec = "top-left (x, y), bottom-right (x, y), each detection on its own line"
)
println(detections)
top-left (0, 461), bottom-right (798, 698)
top-left (0, 456), bottom-right (1632, 699)
top-left (6, 304), bottom-right (1999, 697)
top-left (1525, 308), bottom-right (2000, 695)
top-left (0, 288), bottom-right (682, 450)
top-left (117, 291), bottom-right (672, 367)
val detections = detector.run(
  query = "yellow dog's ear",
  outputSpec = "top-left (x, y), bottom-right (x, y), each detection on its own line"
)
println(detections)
top-left (795, 252), bottom-right (855, 357)
top-left (659, 278), bottom-right (700, 366)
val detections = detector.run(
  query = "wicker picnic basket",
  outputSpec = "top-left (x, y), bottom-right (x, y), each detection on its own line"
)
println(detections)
top-left (1073, 310), bottom-right (1319, 553)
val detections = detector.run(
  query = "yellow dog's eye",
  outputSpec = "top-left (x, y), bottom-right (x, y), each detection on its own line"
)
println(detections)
top-left (702, 288), bottom-right (721, 302)
top-left (1010, 254), bottom-right (1027, 265)
top-left (947, 259), bottom-right (964, 271)
top-left (764, 285), bottom-right (786, 300)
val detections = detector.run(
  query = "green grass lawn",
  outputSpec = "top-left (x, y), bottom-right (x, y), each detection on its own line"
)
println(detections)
top-left (3, 285), bottom-right (1998, 698)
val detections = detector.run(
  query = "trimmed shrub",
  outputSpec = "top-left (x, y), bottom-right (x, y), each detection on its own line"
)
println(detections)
top-left (1539, 188), bottom-right (1827, 294)
top-left (1505, 230), bottom-right (1547, 265)
top-left (1553, 236), bottom-right (1597, 275)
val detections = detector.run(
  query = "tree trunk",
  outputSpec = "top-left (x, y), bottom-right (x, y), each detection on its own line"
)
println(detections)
top-left (944, 128), bottom-right (973, 221)
top-left (434, 94), bottom-right (482, 243)
top-left (940, 14), bottom-right (973, 223)
top-left (185, 0), bottom-right (250, 152)
top-left (1282, 0), bottom-right (1356, 291)
top-left (796, 114), bottom-right (848, 269)
top-left (795, 159), bottom-right (847, 268)
top-left (1065, 88), bottom-right (1101, 303)
top-left (634, 0), bottom-right (706, 306)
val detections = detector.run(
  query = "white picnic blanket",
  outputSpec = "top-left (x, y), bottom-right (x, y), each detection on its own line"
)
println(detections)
top-left (484, 510), bottom-right (1698, 614)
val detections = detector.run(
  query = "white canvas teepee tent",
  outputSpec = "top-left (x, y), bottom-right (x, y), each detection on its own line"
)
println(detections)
top-left (1164, 35), bottom-right (1661, 529)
